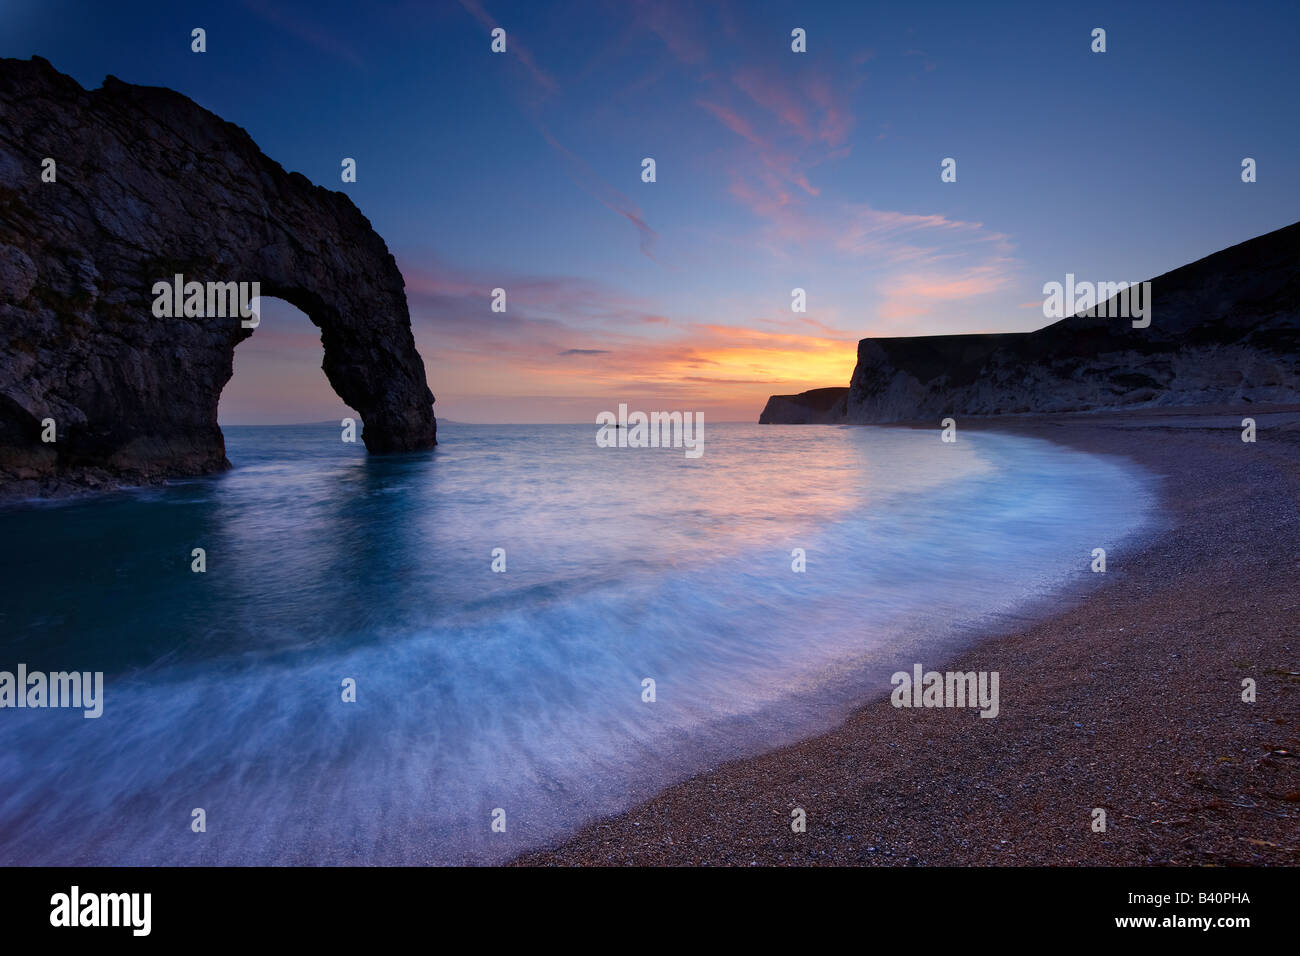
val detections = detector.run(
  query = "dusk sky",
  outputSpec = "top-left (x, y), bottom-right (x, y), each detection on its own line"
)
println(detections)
top-left (5, 0), bottom-right (1298, 423)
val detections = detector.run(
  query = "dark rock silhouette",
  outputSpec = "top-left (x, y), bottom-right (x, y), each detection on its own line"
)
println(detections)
top-left (760, 221), bottom-right (1300, 423)
top-left (846, 222), bottom-right (1300, 422)
top-left (0, 56), bottom-right (436, 493)
top-left (758, 387), bottom-right (848, 424)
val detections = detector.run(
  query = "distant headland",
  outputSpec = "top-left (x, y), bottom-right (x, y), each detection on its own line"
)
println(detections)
top-left (760, 221), bottom-right (1300, 424)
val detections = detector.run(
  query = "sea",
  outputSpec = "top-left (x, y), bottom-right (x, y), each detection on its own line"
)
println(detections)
top-left (0, 421), bottom-right (1158, 864)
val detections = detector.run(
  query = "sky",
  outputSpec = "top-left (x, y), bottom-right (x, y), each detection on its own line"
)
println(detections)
top-left (4, 0), bottom-right (1298, 423)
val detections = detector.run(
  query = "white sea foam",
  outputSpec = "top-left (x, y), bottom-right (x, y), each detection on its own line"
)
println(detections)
top-left (0, 423), bottom-right (1157, 864)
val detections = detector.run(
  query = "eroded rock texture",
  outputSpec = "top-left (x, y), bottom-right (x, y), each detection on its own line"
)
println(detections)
top-left (843, 222), bottom-right (1300, 423)
top-left (0, 56), bottom-right (436, 493)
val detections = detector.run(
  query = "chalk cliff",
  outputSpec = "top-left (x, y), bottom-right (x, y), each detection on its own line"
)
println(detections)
top-left (0, 57), bottom-right (436, 493)
top-left (844, 222), bottom-right (1300, 423)
top-left (758, 221), bottom-right (1300, 424)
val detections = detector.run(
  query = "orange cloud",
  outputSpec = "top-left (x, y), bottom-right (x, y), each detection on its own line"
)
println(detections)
top-left (401, 257), bottom-right (860, 421)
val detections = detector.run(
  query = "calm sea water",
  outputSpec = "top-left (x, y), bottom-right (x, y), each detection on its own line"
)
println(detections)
top-left (0, 422), bottom-right (1156, 864)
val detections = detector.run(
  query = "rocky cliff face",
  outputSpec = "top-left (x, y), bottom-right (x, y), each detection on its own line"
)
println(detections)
top-left (758, 387), bottom-right (848, 424)
top-left (0, 57), bottom-right (436, 493)
top-left (844, 222), bottom-right (1300, 423)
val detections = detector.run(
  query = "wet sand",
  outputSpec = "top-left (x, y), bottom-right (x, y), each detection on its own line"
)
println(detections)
top-left (514, 405), bottom-right (1300, 866)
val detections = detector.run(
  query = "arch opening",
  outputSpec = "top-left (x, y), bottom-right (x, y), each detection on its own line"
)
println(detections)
top-left (218, 296), bottom-right (358, 435)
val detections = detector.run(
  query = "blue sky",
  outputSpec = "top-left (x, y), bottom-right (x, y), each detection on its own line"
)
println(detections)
top-left (5, 0), bottom-right (1298, 422)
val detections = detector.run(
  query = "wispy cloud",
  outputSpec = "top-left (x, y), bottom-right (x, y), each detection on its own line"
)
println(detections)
top-left (456, 0), bottom-right (559, 96)
top-left (536, 126), bottom-right (659, 260)
top-left (631, 0), bottom-right (710, 65)
top-left (732, 69), bottom-right (853, 148)
top-left (696, 59), bottom-right (858, 241)
top-left (243, 0), bottom-right (364, 67)
top-left (876, 261), bottom-right (1019, 325)
top-left (395, 255), bottom-right (856, 419)
top-left (835, 205), bottom-right (1010, 261)
top-left (455, 0), bottom-right (657, 259)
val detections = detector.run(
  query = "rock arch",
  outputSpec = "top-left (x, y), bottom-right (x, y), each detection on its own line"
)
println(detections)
top-left (0, 57), bottom-right (436, 493)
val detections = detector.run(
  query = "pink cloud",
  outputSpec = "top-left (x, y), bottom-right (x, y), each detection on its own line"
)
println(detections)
top-left (536, 127), bottom-right (658, 260)
top-left (696, 62), bottom-right (861, 241)
top-left (834, 206), bottom-right (991, 260)
top-left (631, 0), bottom-right (709, 65)
top-left (733, 70), bottom-right (814, 140)
top-left (877, 263), bottom-right (1019, 323)
top-left (456, 2), bottom-right (656, 259)
top-left (456, 0), bottom-right (559, 95)
top-left (802, 74), bottom-right (854, 147)
top-left (698, 99), bottom-right (767, 149)
top-left (729, 68), bottom-right (855, 149)
top-left (387, 254), bottom-right (861, 422)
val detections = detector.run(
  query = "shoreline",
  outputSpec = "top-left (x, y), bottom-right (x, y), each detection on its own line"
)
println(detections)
top-left (514, 404), bottom-right (1300, 865)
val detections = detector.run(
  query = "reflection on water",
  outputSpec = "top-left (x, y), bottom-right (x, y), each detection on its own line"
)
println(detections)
top-left (0, 423), bottom-right (1156, 864)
